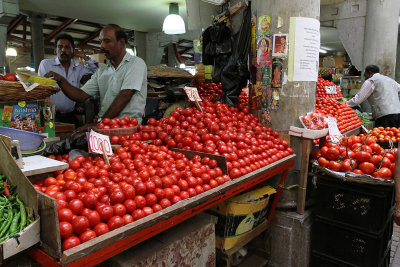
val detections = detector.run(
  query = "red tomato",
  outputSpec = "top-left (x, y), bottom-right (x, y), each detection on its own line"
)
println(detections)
top-left (71, 216), bottom-right (89, 234)
top-left (97, 205), bottom-right (114, 222)
top-left (68, 199), bottom-right (84, 215)
top-left (107, 216), bottom-right (124, 231)
top-left (58, 208), bottom-right (74, 222)
top-left (79, 230), bottom-right (97, 243)
top-left (62, 236), bottom-right (81, 251)
top-left (93, 223), bottom-right (109, 236)
top-left (86, 210), bottom-right (101, 227)
top-left (113, 203), bottom-right (127, 217)
top-left (358, 162), bottom-right (375, 175)
top-left (59, 221), bottom-right (73, 239)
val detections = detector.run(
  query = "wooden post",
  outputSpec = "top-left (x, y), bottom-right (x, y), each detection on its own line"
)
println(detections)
top-left (296, 138), bottom-right (313, 214)
top-left (100, 141), bottom-right (110, 166)
top-left (194, 98), bottom-right (203, 113)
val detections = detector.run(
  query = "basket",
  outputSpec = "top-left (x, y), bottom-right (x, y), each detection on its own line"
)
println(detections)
top-left (0, 80), bottom-right (60, 101)
top-left (95, 126), bottom-right (137, 136)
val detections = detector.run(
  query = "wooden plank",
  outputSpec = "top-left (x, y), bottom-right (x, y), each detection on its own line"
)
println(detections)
top-left (37, 191), bottom-right (62, 259)
top-left (59, 155), bottom-right (295, 265)
top-left (296, 139), bottom-right (313, 214)
top-left (171, 148), bottom-right (228, 174)
top-left (7, 14), bottom-right (25, 35)
top-left (45, 18), bottom-right (78, 42)
top-left (79, 28), bottom-right (102, 46)
top-left (21, 156), bottom-right (68, 177)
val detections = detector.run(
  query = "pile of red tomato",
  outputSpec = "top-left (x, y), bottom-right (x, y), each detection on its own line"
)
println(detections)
top-left (315, 98), bottom-right (362, 133)
top-left (126, 100), bottom-right (294, 178)
top-left (236, 90), bottom-right (249, 110)
top-left (97, 116), bottom-right (139, 129)
top-left (196, 82), bottom-right (223, 101)
top-left (35, 142), bottom-right (230, 250)
top-left (312, 133), bottom-right (397, 180)
top-left (300, 112), bottom-right (327, 130)
top-left (316, 76), bottom-right (342, 98)
top-left (370, 126), bottom-right (400, 143)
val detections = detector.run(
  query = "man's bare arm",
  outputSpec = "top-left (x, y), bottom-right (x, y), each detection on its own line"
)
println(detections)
top-left (45, 71), bottom-right (91, 103)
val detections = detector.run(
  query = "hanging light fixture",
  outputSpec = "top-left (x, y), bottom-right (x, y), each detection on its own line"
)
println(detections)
top-left (163, 3), bottom-right (185, 34)
top-left (6, 48), bottom-right (17, 57)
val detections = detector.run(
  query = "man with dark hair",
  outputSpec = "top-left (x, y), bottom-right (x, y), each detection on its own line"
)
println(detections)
top-left (45, 24), bottom-right (147, 126)
top-left (347, 64), bottom-right (400, 127)
top-left (38, 33), bottom-right (99, 124)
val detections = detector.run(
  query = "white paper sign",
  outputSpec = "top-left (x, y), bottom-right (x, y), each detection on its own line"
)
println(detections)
top-left (288, 17), bottom-right (320, 82)
top-left (325, 117), bottom-right (342, 143)
top-left (184, 86), bottom-right (202, 102)
top-left (87, 130), bottom-right (113, 156)
top-left (325, 86), bottom-right (337, 94)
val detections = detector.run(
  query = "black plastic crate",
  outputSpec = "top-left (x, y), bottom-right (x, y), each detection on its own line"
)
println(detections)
top-left (315, 174), bottom-right (394, 234)
top-left (310, 245), bottom-right (390, 267)
top-left (311, 217), bottom-right (393, 267)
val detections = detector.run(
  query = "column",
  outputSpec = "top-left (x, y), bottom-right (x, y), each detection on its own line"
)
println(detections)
top-left (28, 13), bottom-right (45, 72)
top-left (396, 30), bottom-right (400, 82)
top-left (0, 24), bottom-right (6, 73)
top-left (363, 0), bottom-right (400, 78)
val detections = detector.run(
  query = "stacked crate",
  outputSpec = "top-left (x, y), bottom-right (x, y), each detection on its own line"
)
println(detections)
top-left (310, 174), bottom-right (394, 267)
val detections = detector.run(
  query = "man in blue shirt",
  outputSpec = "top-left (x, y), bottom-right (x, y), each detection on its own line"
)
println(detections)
top-left (44, 24), bottom-right (147, 129)
top-left (38, 33), bottom-right (99, 124)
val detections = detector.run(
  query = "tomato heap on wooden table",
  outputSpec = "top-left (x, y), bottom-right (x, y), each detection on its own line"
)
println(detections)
top-left (315, 98), bottom-right (362, 133)
top-left (196, 82), bottom-right (223, 101)
top-left (312, 133), bottom-right (397, 180)
top-left (36, 142), bottom-right (232, 250)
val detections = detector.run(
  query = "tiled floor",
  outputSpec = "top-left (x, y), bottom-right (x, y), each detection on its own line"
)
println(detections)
top-left (391, 223), bottom-right (400, 266)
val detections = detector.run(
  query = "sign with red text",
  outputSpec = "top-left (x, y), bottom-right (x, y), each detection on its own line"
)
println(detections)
top-left (325, 117), bottom-right (342, 143)
top-left (87, 130), bottom-right (113, 156)
top-left (184, 86), bottom-right (202, 102)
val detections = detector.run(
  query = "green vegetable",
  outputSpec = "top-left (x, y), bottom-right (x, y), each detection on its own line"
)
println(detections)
top-left (16, 197), bottom-right (26, 232)
top-left (9, 212), bottom-right (20, 235)
top-left (0, 208), bottom-right (13, 238)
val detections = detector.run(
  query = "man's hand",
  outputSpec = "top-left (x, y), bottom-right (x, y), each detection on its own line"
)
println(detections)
top-left (395, 203), bottom-right (400, 226)
top-left (73, 49), bottom-right (89, 61)
top-left (71, 123), bottom-right (97, 140)
top-left (44, 71), bottom-right (65, 83)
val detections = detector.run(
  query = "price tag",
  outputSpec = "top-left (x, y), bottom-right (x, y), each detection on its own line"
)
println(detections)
top-left (325, 86), bottom-right (337, 94)
top-left (325, 117), bottom-right (342, 143)
top-left (87, 130), bottom-right (113, 156)
top-left (184, 86), bottom-right (202, 102)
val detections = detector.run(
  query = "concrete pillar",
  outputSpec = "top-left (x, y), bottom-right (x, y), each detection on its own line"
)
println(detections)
top-left (363, 0), bottom-right (400, 78)
top-left (0, 24), bottom-right (6, 73)
top-left (396, 30), bottom-right (400, 82)
top-left (134, 31), bottom-right (147, 62)
top-left (252, 0), bottom-right (320, 208)
top-left (28, 13), bottom-right (45, 72)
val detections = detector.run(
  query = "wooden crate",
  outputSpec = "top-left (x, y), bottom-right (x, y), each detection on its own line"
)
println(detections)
top-left (0, 138), bottom-right (40, 263)
top-left (37, 150), bottom-right (294, 265)
top-left (55, 122), bottom-right (75, 140)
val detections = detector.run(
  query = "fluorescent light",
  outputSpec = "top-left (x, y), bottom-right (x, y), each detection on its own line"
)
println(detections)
top-left (163, 3), bottom-right (185, 34)
top-left (6, 48), bottom-right (17, 57)
top-left (319, 49), bottom-right (327, 54)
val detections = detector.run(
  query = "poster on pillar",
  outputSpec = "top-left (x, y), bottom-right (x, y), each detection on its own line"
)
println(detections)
top-left (256, 35), bottom-right (273, 66)
top-left (288, 17), bottom-right (320, 82)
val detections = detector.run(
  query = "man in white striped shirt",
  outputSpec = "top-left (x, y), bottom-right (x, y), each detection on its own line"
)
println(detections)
top-left (347, 65), bottom-right (400, 127)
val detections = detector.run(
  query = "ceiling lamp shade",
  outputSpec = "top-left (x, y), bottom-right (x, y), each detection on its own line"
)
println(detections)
top-left (163, 3), bottom-right (185, 34)
top-left (6, 48), bottom-right (17, 57)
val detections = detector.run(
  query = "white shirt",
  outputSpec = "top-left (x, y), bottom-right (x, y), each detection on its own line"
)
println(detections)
top-left (347, 74), bottom-right (400, 107)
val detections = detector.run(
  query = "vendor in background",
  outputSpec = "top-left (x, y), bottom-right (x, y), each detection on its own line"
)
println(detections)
top-left (346, 65), bottom-right (400, 127)
top-left (38, 33), bottom-right (99, 125)
top-left (45, 24), bottom-right (147, 129)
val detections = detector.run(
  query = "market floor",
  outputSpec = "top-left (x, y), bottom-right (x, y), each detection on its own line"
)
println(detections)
top-left (391, 223), bottom-right (400, 266)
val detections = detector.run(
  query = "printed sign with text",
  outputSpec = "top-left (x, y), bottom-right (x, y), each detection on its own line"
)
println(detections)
top-left (325, 86), bottom-right (337, 94)
top-left (87, 130), bottom-right (113, 156)
top-left (184, 86), bottom-right (202, 102)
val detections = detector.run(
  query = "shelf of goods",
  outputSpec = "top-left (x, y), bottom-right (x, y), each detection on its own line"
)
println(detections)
top-left (28, 153), bottom-right (295, 267)
top-left (340, 76), bottom-right (361, 98)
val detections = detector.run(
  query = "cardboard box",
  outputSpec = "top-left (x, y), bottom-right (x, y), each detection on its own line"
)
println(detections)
top-left (208, 185), bottom-right (276, 250)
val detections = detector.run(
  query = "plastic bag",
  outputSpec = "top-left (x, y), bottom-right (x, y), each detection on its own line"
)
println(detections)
top-left (218, 3), bottom-right (251, 106)
top-left (300, 112), bottom-right (328, 130)
top-left (44, 134), bottom-right (88, 156)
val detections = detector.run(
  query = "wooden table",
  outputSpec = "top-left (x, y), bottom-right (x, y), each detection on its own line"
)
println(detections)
top-left (28, 155), bottom-right (295, 267)
top-left (21, 155), bottom-right (69, 176)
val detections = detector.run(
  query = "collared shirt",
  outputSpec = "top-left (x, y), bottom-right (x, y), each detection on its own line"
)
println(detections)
top-left (347, 73), bottom-right (400, 107)
top-left (38, 57), bottom-right (99, 113)
top-left (81, 52), bottom-right (147, 124)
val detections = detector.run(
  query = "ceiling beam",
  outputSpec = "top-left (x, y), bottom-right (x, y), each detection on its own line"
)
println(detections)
top-left (45, 18), bottom-right (78, 42)
top-left (7, 14), bottom-right (25, 35)
top-left (79, 28), bottom-right (102, 47)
